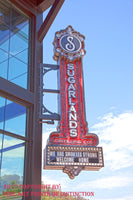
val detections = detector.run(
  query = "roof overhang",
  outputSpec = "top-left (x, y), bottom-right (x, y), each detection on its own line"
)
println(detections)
top-left (6, 0), bottom-right (65, 42)
top-left (8, 0), bottom-right (64, 14)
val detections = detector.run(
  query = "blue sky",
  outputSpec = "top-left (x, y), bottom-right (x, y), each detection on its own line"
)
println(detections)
top-left (42, 0), bottom-right (133, 200)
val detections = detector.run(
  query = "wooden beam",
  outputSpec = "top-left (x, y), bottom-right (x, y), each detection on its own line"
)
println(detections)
top-left (37, 0), bottom-right (55, 12)
top-left (38, 0), bottom-right (65, 42)
top-left (8, 0), bottom-right (38, 15)
top-left (0, 77), bottom-right (34, 107)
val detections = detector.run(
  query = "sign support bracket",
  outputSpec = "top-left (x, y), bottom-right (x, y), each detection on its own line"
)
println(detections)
top-left (39, 63), bottom-right (60, 123)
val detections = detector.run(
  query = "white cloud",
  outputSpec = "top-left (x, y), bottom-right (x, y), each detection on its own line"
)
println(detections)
top-left (42, 174), bottom-right (69, 189)
top-left (4, 138), bottom-right (21, 147)
top-left (91, 111), bottom-right (133, 170)
top-left (2, 138), bottom-right (24, 158)
top-left (1, 167), bottom-right (23, 177)
top-left (1, 168), bottom-right (16, 176)
top-left (42, 130), bottom-right (52, 150)
top-left (42, 129), bottom-right (53, 166)
top-left (42, 175), bottom-right (60, 185)
top-left (76, 175), bottom-right (133, 190)
top-left (41, 112), bottom-right (133, 193)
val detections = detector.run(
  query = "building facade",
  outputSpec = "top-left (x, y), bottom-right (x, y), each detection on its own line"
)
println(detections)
top-left (0, 0), bottom-right (64, 199)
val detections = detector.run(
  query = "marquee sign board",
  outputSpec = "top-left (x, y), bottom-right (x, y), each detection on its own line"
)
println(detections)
top-left (44, 26), bottom-right (104, 178)
top-left (44, 145), bottom-right (104, 179)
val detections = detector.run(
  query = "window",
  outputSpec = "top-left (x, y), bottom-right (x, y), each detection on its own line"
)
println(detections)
top-left (0, 96), bottom-right (27, 196)
top-left (0, 96), bottom-right (27, 197)
top-left (0, 1), bottom-right (32, 197)
top-left (0, 0), bottom-right (30, 89)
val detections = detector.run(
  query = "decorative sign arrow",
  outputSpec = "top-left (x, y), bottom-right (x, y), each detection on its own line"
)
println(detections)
top-left (44, 26), bottom-right (104, 179)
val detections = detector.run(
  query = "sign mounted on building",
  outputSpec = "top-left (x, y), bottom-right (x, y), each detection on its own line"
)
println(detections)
top-left (44, 26), bottom-right (104, 179)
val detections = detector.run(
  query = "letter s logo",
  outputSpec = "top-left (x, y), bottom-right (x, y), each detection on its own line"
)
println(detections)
top-left (65, 36), bottom-right (75, 52)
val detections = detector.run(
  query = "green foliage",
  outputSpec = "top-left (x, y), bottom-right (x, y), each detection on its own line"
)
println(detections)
top-left (5, 179), bottom-right (22, 194)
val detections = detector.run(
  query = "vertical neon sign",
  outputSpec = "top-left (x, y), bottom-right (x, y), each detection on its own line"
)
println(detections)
top-left (49, 26), bottom-right (99, 146)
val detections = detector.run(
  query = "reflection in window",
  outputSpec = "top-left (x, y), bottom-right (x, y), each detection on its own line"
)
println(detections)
top-left (0, 0), bottom-right (30, 89)
top-left (0, 0), bottom-right (30, 198)
top-left (0, 144), bottom-right (25, 195)
top-left (0, 98), bottom-right (26, 136)
top-left (1, 143), bottom-right (25, 176)
top-left (0, 96), bottom-right (27, 196)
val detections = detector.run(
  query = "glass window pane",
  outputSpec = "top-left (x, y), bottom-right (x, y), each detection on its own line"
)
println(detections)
top-left (8, 57), bottom-right (27, 88)
top-left (10, 72), bottom-right (27, 89)
top-left (10, 22), bottom-right (29, 53)
top-left (0, 134), bottom-right (3, 166)
top-left (0, 143), bottom-right (25, 196)
top-left (0, 134), bottom-right (2, 149)
top-left (5, 113), bottom-right (26, 137)
top-left (0, 97), bottom-right (5, 130)
top-left (0, 59), bottom-right (8, 80)
top-left (3, 135), bottom-right (25, 149)
top-left (0, 97), bottom-right (26, 137)
top-left (0, 24), bottom-right (9, 50)
top-left (0, 0), bottom-right (30, 89)
top-left (15, 48), bottom-right (28, 65)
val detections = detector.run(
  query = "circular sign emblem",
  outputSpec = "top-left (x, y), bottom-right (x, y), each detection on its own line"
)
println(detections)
top-left (59, 34), bottom-right (82, 53)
